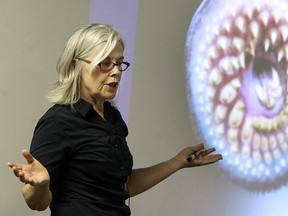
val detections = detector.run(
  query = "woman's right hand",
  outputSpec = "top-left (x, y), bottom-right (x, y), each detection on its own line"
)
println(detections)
top-left (7, 149), bottom-right (50, 186)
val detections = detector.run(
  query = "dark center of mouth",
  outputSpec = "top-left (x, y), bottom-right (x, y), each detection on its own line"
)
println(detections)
top-left (108, 82), bottom-right (117, 87)
top-left (253, 56), bottom-right (284, 107)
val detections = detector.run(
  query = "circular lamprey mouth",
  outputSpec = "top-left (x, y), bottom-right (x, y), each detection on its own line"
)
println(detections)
top-left (186, 0), bottom-right (288, 190)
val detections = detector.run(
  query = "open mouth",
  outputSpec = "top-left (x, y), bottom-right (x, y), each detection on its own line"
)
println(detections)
top-left (186, 0), bottom-right (288, 189)
top-left (107, 82), bottom-right (118, 88)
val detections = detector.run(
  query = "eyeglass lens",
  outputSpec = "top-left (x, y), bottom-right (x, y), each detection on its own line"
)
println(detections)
top-left (75, 58), bottom-right (130, 72)
top-left (99, 61), bottom-right (129, 72)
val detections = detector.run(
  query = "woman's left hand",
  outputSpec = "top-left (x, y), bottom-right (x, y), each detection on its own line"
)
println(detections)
top-left (176, 143), bottom-right (223, 168)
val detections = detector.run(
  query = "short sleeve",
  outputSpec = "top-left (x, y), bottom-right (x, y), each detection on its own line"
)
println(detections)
top-left (30, 119), bottom-right (72, 191)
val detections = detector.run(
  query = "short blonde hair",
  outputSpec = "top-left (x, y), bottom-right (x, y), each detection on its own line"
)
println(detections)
top-left (47, 23), bottom-right (125, 105)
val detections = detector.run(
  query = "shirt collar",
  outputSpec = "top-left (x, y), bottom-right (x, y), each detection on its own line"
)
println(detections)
top-left (73, 99), bottom-right (111, 118)
top-left (73, 98), bottom-right (93, 117)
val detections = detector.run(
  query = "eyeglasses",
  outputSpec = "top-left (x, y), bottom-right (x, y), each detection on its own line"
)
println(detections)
top-left (76, 58), bottom-right (130, 72)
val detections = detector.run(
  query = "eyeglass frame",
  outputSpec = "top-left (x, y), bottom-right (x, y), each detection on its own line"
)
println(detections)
top-left (75, 57), bottom-right (130, 72)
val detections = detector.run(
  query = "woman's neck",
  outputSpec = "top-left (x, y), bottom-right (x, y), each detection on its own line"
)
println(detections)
top-left (81, 95), bottom-right (106, 120)
top-left (92, 101), bottom-right (105, 120)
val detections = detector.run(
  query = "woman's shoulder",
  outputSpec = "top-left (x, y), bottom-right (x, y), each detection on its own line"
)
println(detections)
top-left (34, 104), bottom-right (80, 131)
top-left (41, 104), bottom-right (73, 120)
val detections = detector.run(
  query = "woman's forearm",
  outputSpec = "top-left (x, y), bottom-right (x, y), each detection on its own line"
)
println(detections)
top-left (22, 183), bottom-right (52, 211)
top-left (127, 157), bottom-right (183, 197)
top-left (126, 145), bottom-right (222, 197)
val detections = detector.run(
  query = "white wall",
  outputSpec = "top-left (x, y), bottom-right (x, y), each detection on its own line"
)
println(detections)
top-left (0, 1), bottom-right (89, 215)
top-left (2, 1), bottom-right (287, 216)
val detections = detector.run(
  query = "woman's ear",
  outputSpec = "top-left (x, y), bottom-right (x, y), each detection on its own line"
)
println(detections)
top-left (73, 59), bottom-right (82, 77)
top-left (72, 58), bottom-right (77, 66)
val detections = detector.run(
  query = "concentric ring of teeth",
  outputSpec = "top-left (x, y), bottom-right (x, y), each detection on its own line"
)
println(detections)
top-left (252, 111), bottom-right (288, 133)
top-left (188, 1), bottom-right (288, 184)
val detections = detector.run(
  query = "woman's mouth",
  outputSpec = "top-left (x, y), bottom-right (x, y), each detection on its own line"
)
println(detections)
top-left (107, 82), bottom-right (118, 88)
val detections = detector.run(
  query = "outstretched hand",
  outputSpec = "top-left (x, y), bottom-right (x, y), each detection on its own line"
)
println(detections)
top-left (7, 149), bottom-right (50, 186)
top-left (176, 143), bottom-right (223, 168)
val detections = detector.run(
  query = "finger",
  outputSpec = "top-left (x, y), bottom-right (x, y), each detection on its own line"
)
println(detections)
top-left (212, 154), bottom-right (223, 160)
top-left (19, 174), bottom-right (30, 184)
top-left (13, 167), bottom-right (23, 177)
top-left (200, 148), bottom-right (216, 156)
top-left (194, 143), bottom-right (205, 152)
top-left (7, 162), bottom-right (15, 168)
top-left (29, 179), bottom-right (36, 186)
top-left (204, 154), bottom-right (223, 163)
top-left (22, 149), bottom-right (34, 164)
top-left (7, 162), bottom-right (22, 169)
top-left (10, 163), bottom-right (23, 171)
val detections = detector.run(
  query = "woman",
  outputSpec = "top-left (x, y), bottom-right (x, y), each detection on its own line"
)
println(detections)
top-left (8, 24), bottom-right (222, 216)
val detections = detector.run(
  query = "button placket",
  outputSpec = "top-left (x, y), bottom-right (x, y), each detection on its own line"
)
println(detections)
top-left (106, 122), bottom-right (128, 180)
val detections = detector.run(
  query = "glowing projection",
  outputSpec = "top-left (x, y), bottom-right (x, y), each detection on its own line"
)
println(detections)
top-left (185, 0), bottom-right (288, 190)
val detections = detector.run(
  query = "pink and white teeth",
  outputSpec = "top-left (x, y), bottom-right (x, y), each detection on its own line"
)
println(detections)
top-left (186, 0), bottom-right (288, 189)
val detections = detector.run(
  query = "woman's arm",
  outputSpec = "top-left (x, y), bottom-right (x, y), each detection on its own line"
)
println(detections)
top-left (126, 143), bottom-right (222, 197)
top-left (22, 183), bottom-right (52, 211)
top-left (8, 149), bottom-right (52, 211)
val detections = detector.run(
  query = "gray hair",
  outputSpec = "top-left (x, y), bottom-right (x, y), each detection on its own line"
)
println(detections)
top-left (47, 23), bottom-right (125, 105)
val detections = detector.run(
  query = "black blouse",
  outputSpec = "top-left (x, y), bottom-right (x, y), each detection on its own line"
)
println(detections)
top-left (30, 99), bottom-right (133, 216)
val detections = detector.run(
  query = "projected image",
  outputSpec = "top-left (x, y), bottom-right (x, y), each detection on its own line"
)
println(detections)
top-left (185, 0), bottom-right (288, 190)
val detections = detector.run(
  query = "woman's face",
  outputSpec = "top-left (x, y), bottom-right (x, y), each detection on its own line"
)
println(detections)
top-left (79, 43), bottom-right (124, 105)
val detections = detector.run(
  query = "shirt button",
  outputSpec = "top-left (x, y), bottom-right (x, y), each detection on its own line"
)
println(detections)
top-left (115, 144), bottom-right (119, 148)
top-left (120, 166), bottom-right (124, 170)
